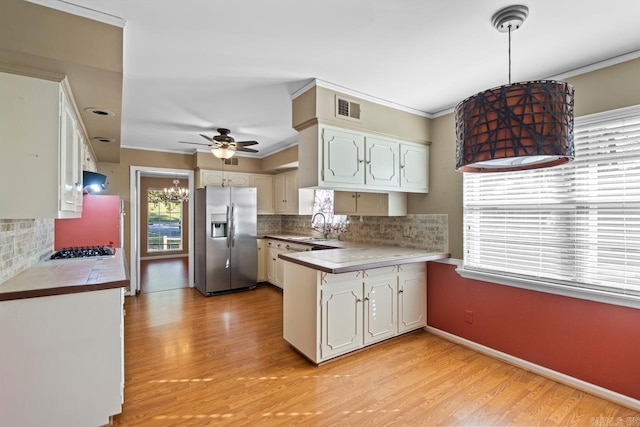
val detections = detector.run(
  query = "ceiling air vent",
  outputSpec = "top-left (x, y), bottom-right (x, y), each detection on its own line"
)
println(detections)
top-left (336, 96), bottom-right (361, 121)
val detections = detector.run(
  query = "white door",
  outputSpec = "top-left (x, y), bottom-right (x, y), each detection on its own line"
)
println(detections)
top-left (365, 136), bottom-right (399, 188)
top-left (398, 264), bottom-right (427, 333)
top-left (364, 277), bottom-right (397, 344)
top-left (321, 283), bottom-right (363, 359)
top-left (400, 143), bottom-right (429, 192)
top-left (322, 127), bottom-right (365, 185)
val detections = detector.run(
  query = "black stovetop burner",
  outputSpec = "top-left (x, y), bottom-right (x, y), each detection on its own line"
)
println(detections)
top-left (50, 246), bottom-right (115, 260)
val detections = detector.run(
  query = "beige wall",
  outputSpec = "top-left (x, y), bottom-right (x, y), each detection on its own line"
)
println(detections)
top-left (261, 146), bottom-right (298, 172)
top-left (98, 148), bottom-right (194, 262)
top-left (409, 57), bottom-right (640, 259)
top-left (294, 85), bottom-right (431, 144)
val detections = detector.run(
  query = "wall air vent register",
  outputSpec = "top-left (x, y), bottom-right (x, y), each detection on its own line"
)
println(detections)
top-left (336, 96), bottom-right (361, 121)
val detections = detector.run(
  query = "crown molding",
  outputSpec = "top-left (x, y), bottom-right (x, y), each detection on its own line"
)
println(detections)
top-left (25, 0), bottom-right (126, 27)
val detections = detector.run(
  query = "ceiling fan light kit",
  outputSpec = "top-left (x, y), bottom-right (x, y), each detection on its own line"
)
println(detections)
top-left (179, 128), bottom-right (259, 159)
top-left (455, 4), bottom-right (575, 173)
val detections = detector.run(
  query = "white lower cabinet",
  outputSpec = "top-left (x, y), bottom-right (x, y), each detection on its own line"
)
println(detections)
top-left (283, 261), bottom-right (426, 363)
top-left (257, 239), bottom-right (267, 282)
top-left (266, 240), bottom-right (286, 288)
top-left (0, 288), bottom-right (124, 427)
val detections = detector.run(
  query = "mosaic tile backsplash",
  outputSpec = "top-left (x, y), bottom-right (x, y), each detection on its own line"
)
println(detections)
top-left (278, 214), bottom-right (448, 253)
top-left (0, 219), bottom-right (54, 284)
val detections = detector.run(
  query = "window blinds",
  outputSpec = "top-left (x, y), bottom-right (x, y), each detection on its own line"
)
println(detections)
top-left (462, 105), bottom-right (640, 297)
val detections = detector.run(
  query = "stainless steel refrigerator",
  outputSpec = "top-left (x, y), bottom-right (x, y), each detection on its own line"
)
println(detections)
top-left (195, 186), bottom-right (257, 296)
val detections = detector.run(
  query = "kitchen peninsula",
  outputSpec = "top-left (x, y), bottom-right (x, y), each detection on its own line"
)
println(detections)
top-left (0, 250), bottom-right (128, 427)
top-left (275, 238), bottom-right (448, 364)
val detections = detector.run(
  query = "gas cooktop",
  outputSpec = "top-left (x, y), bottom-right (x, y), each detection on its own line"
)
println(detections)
top-left (50, 246), bottom-right (115, 260)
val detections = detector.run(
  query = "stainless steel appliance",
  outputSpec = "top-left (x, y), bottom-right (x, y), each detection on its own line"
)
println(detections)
top-left (195, 186), bottom-right (257, 295)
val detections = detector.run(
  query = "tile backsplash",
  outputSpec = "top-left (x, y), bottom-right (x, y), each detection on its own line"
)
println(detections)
top-left (277, 214), bottom-right (448, 253)
top-left (0, 219), bottom-right (54, 284)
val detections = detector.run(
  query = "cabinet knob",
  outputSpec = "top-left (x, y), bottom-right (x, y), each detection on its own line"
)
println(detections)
top-left (359, 159), bottom-right (364, 164)
top-left (351, 194), bottom-right (356, 198)
top-left (400, 165), bottom-right (406, 169)
top-left (398, 289), bottom-right (404, 293)
top-left (366, 161), bottom-right (371, 165)
top-left (357, 298), bottom-right (362, 302)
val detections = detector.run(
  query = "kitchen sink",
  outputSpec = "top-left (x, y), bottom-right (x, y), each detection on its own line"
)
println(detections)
top-left (288, 237), bottom-right (329, 242)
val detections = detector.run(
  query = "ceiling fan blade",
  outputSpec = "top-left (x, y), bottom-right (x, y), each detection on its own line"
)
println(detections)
top-left (200, 133), bottom-right (215, 142)
top-left (179, 141), bottom-right (212, 146)
top-left (236, 147), bottom-right (259, 153)
top-left (235, 140), bottom-right (259, 146)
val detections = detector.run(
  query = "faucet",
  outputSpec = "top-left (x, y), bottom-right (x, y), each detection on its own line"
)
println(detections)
top-left (312, 212), bottom-right (328, 239)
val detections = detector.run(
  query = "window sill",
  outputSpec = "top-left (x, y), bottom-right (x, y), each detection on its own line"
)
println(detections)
top-left (453, 263), bottom-right (640, 310)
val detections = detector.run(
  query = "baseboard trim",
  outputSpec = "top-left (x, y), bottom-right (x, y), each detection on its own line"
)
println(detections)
top-left (425, 326), bottom-right (640, 412)
top-left (140, 254), bottom-right (188, 261)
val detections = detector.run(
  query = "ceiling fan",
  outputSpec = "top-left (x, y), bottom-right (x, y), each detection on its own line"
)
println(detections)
top-left (179, 128), bottom-right (259, 159)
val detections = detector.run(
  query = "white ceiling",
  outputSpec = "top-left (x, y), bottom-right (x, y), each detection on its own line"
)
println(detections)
top-left (48, 0), bottom-right (640, 158)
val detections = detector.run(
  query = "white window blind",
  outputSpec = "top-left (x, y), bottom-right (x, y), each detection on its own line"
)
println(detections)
top-left (462, 105), bottom-right (640, 298)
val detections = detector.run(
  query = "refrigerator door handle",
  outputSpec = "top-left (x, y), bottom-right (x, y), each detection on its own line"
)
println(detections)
top-left (230, 203), bottom-right (236, 248)
top-left (226, 205), bottom-right (231, 248)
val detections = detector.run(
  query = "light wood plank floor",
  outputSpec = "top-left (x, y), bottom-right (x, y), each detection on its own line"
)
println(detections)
top-left (114, 285), bottom-right (638, 426)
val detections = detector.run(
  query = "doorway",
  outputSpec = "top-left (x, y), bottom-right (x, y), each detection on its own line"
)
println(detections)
top-left (129, 166), bottom-right (194, 295)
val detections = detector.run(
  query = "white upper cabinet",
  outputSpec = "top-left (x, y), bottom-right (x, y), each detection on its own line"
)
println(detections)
top-left (0, 72), bottom-right (83, 219)
top-left (334, 191), bottom-right (407, 216)
top-left (399, 142), bottom-right (429, 192)
top-left (322, 127), bottom-right (365, 186)
top-left (196, 170), bottom-right (275, 214)
top-left (274, 170), bottom-right (314, 215)
top-left (298, 123), bottom-right (429, 194)
top-left (364, 136), bottom-right (399, 188)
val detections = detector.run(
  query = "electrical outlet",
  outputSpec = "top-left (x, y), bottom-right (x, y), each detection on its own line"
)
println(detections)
top-left (464, 309), bottom-right (474, 324)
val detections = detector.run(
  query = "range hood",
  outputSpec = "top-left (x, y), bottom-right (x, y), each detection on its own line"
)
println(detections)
top-left (83, 171), bottom-right (108, 194)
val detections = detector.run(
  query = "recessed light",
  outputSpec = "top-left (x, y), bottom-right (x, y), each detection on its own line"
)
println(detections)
top-left (84, 107), bottom-right (115, 116)
top-left (92, 137), bottom-right (116, 143)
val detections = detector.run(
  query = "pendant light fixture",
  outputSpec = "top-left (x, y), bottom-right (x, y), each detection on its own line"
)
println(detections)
top-left (455, 5), bottom-right (575, 173)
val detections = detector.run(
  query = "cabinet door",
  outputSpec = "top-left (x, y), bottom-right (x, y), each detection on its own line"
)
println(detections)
top-left (59, 95), bottom-right (79, 213)
top-left (257, 239), bottom-right (267, 282)
top-left (322, 127), bottom-right (365, 186)
top-left (400, 143), bottom-right (429, 192)
top-left (334, 191), bottom-right (357, 215)
top-left (250, 174), bottom-right (274, 214)
top-left (365, 136), bottom-right (399, 188)
top-left (284, 171), bottom-right (299, 212)
top-left (226, 172), bottom-right (251, 187)
top-left (273, 173), bottom-right (287, 213)
top-left (321, 283), bottom-right (363, 359)
top-left (364, 275), bottom-right (397, 345)
top-left (355, 193), bottom-right (387, 215)
top-left (398, 264), bottom-right (427, 333)
top-left (267, 245), bottom-right (278, 286)
top-left (274, 248), bottom-right (286, 288)
top-left (199, 170), bottom-right (224, 187)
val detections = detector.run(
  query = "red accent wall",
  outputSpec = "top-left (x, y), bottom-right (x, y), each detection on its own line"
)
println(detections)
top-left (54, 194), bottom-right (121, 249)
top-left (427, 261), bottom-right (640, 401)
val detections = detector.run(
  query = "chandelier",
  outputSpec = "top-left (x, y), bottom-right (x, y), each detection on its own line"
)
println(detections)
top-left (148, 179), bottom-right (189, 204)
top-left (455, 5), bottom-right (575, 173)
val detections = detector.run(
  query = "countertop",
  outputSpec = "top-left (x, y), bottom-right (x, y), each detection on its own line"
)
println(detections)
top-left (264, 235), bottom-right (449, 274)
top-left (0, 249), bottom-right (129, 301)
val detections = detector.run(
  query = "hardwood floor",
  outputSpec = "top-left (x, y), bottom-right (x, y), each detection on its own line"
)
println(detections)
top-left (114, 284), bottom-right (638, 426)
top-left (140, 257), bottom-right (189, 293)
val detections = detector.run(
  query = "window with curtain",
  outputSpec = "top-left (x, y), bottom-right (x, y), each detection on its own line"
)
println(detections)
top-left (147, 190), bottom-right (183, 252)
top-left (311, 189), bottom-right (348, 235)
top-left (461, 105), bottom-right (640, 299)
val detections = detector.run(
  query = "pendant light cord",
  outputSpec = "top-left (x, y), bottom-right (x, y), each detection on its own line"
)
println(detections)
top-left (508, 24), bottom-right (512, 84)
